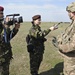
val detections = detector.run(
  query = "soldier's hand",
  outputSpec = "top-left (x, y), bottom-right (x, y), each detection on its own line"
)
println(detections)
top-left (49, 26), bottom-right (58, 31)
top-left (14, 23), bottom-right (20, 30)
top-left (4, 16), bottom-right (10, 28)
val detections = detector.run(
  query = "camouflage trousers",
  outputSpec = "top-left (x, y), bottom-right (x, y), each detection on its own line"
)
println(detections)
top-left (29, 51), bottom-right (43, 74)
top-left (64, 57), bottom-right (75, 75)
top-left (0, 61), bottom-right (10, 75)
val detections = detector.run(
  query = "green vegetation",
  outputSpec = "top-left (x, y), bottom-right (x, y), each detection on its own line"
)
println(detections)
top-left (10, 22), bottom-right (69, 75)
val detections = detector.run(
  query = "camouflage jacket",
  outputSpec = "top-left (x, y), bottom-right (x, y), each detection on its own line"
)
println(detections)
top-left (0, 22), bottom-right (18, 61)
top-left (29, 24), bottom-right (51, 46)
top-left (57, 20), bottom-right (75, 53)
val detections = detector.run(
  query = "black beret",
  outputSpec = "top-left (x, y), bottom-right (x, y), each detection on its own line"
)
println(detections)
top-left (32, 15), bottom-right (41, 20)
top-left (0, 6), bottom-right (4, 11)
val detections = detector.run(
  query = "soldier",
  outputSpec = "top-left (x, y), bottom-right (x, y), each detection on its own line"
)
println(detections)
top-left (26, 15), bottom-right (57, 75)
top-left (56, 2), bottom-right (75, 75)
top-left (0, 6), bottom-right (20, 75)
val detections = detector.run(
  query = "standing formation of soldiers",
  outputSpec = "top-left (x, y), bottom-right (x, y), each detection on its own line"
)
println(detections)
top-left (0, 2), bottom-right (75, 75)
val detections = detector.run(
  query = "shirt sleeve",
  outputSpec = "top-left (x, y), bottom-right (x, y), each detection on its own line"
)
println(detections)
top-left (42, 29), bottom-right (51, 36)
top-left (6, 28), bottom-right (19, 39)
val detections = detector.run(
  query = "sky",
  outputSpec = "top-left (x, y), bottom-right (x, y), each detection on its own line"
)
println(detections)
top-left (0, 0), bottom-right (75, 22)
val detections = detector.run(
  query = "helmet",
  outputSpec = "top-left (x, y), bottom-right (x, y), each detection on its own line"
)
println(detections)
top-left (66, 2), bottom-right (75, 12)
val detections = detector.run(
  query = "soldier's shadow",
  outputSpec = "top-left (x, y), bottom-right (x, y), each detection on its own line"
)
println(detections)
top-left (40, 62), bottom-right (64, 75)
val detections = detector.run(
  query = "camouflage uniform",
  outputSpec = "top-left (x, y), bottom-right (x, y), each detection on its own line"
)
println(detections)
top-left (59, 21), bottom-right (75, 75)
top-left (56, 2), bottom-right (75, 75)
top-left (0, 21), bottom-right (18, 75)
top-left (29, 24), bottom-right (51, 75)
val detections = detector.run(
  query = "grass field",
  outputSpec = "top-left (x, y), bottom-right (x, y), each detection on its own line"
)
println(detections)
top-left (9, 22), bottom-right (69, 75)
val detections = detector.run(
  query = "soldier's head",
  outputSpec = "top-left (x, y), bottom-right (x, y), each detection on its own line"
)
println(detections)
top-left (66, 2), bottom-right (75, 20)
top-left (32, 15), bottom-right (41, 25)
top-left (0, 6), bottom-right (4, 21)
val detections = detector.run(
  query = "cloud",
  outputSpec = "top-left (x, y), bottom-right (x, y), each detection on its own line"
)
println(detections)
top-left (1, 0), bottom-right (53, 3)
top-left (3, 3), bottom-right (69, 22)
top-left (4, 3), bottom-right (65, 14)
top-left (4, 3), bottom-right (57, 9)
top-left (58, 0), bottom-right (67, 1)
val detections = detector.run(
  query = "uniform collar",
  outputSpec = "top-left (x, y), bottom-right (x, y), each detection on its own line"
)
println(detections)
top-left (33, 24), bottom-right (40, 28)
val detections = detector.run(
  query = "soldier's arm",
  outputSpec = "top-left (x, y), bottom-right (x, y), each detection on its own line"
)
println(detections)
top-left (10, 28), bottom-right (19, 38)
top-left (6, 23), bottom-right (20, 39)
top-left (42, 26), bottom-right (58, 36)
top-left (39, 26), bottom-right (57, 37)
top-left (0, 23), bottom-right (3, 34)
top-left (58, 34), bottom-right (75, 53)
top-left (5, 27), bottom-right (19, 39)
top-left (10, 23), bottom-right (20, 38)
top-left (29, 26), bottom-right (56, 38)
top-left (66, 33), bottom-right (75, 52)
top-left (29, 28), bottom-right (51, 39)
top-left (42, 29), bottom-right (51, 36)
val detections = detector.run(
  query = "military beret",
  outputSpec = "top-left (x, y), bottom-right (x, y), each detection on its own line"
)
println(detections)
top-left (0, 6), bottom-right (4, 11)
top-left (32, 15), bottom-right (41, 20)
top-left (66, 2), bottom-right (75, 12)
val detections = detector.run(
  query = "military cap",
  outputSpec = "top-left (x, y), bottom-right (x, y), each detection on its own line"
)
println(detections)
top-left (66, 2), bottom-right (75, 12)
top-left (0, 6), bottom-right (4, 11)
top-left (32, 15), bottom-right (41, 20)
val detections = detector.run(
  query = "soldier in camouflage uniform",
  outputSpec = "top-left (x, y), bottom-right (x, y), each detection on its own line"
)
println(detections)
top-left (0, 6), bottom-right (20, 75)
top-left (27, 15), bottom-right (57, 75)
top-left (56, 2), bottom-right (75, 75)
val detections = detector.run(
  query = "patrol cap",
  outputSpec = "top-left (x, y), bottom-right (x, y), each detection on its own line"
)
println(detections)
top-left (66, 2), bottom-right (75, 12)
top-left (32, 15), bottom-right (41, 20)
top-left (0, 6), bottom-right (4, 11)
